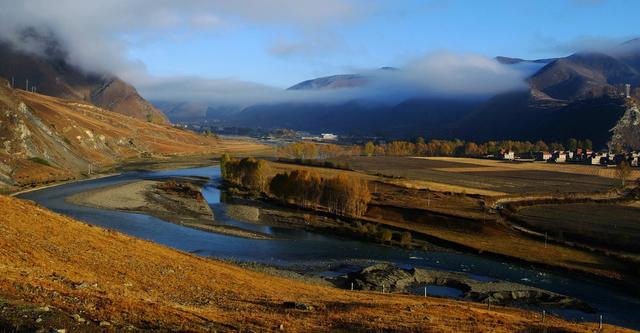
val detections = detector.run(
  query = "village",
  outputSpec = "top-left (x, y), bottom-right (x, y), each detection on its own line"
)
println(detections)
top-left (496, 148), bottom-right (640, 167)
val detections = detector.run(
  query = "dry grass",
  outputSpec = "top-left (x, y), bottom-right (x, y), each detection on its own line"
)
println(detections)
top-left (261, 160), bottom-right (635, 281)
top-left (0, 88), bottom-right (268, 189)
top-left (332, 156), bottom-right (620, 195)
top-left (0, 194), bottom-right (629, 332)
top-left (420, 157), bottom-right (640, 180)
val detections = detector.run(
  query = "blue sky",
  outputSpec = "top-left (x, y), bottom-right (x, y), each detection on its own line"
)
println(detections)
top-left (2, 0), bottom-right (637, 103)
top-left (125, 0), bottom-right (637, 88)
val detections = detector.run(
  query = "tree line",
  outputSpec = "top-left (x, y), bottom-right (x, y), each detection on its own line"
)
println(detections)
top-left (276, 138), bottom-right (594, 161)
top-left (363, 137), bottom-right (594, 157)
top-left (221, 154), bottom-right (371, 218)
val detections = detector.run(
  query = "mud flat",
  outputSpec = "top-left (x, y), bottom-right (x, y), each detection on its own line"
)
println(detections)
top-left (67, 178), bottom-right (272, 240)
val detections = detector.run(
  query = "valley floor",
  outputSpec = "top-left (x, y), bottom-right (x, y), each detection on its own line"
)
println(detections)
top-left (0, 194), bottom-right (631, 332)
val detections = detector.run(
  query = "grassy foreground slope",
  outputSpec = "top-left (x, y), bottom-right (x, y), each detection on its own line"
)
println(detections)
top-left (0, 195), bottom-right (629, 332)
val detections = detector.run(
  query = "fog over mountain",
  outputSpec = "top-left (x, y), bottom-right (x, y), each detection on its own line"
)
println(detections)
top-left (0, 1), bottom-right (538, 109)
top-left (1, 0), bottom-right (640, 149)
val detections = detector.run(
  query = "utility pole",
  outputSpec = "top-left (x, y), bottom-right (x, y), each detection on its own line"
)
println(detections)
top-left (11, 77), bottom-right (14, 88)
top-left (25, 79), bottom-right (29, 91)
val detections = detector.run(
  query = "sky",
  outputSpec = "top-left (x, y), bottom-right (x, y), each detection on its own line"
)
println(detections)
top-left (125, 0), bottom-right (637, 87)
top-left (0, 0), bottom-right (637, 104)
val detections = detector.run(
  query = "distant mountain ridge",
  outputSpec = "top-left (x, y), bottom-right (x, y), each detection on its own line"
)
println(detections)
top-left (0, 41), bottom-right (169, 124)
top-left (158, 39), bottom-right (640, 149)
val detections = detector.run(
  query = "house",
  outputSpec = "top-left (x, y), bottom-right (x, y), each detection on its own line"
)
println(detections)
top-left (496, 149), bottom-right (515, 160)
top-left (321, 133), bottom-right (338, 141)
top-left (586, 152), bottom-right (606, 165)
top-left (535, 151), bottom-right (552, 161)
top-left (549, 151), bottom-right (568, 163)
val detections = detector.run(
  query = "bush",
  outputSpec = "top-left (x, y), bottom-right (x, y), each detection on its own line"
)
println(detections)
top-left (400, 231), bottom-right (412, 247)
top-left (379, 229), bottom-right (393, 244)
top-left (29, 157), bottom-right (51, 167)
top-left (221, 155), bottom-right (270, 192)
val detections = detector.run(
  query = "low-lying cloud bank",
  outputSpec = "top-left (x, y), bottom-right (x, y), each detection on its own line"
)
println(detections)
top-left (0, 0), bottom-right (538, 108)
top-left (137, 52), bottom-right (536, 107)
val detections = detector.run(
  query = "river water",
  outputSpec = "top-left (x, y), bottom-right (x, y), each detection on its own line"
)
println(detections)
top-left (18, 166), bottom-right (640, 329)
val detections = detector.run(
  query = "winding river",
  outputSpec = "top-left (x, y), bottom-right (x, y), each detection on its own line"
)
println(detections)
top-left (18, 166), bottom-right (640, 329)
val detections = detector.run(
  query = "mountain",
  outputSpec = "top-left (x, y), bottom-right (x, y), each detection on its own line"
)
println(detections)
top-left (0, 79), bottom-right (226, 191)
top-left (0, 41), bottom-right (169, 124)
top-left (228, 98), bottom-right (478, 138)
top-left (495, 56), bottom-right (556, 65)
top-left (528, 51), bottom-right (640, 101)
top-left (286, 67), bottom-right (397, 91)
top-left (164, 40), bottom-right (640, 148)
top-left (287, 74), bottom-right (368, 90)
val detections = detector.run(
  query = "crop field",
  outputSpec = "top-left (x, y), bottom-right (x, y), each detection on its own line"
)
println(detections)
top-left (517, 203), bottom-right (640, 252)
top-left (332, 156), bottom-right (620, 195)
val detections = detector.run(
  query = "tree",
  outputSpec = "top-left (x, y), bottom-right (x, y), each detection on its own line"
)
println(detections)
top-left (400, 231), bottom-right (412, 247)
top-left (533, 140), bottom-right (549, 152)
top-left (463, 142), bottom-right (480, 156)
top-left (616, 161), bottom-right (632, 188)
top-left (566, 138), bottom-right (578, 151)
top-left (321, 174), bottom-right (371, 217)
top-left (364, 141), bottom-right (375, 157)
top-left (379, 229), bottom-right (393, 244)
top-left (220, 153), bottom-right (232, 180)
top-left (584, 139), bottom-right (593, 150)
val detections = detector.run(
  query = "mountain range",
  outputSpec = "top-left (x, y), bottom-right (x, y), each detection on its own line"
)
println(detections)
top-left (1, 36), bottom-right (640, 151)
top-left (155, 39), bottom-right (640, 149)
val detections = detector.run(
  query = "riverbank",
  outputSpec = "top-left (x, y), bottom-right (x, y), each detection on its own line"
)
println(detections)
top-left (67, 178), bottom-right (272, 240)
top-left (1, 194), bottom-right (630, 332)
top-left (220, 159), bottom-right (640, 297)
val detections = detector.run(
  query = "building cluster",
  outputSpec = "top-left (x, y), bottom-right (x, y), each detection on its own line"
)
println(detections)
top-left (496, 149), bottom-right (639, 167)
top-left (302, 133), bottom-right (338, 142)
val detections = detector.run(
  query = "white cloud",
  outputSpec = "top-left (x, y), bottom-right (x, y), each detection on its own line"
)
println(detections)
top-left (0, 1), bottom-right (532, 108)
top-left (0, 0), bottom-right (364, 77)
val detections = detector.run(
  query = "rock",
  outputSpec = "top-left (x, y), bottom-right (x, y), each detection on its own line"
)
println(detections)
top-left (279, 324), bottom-right (284, 330)
top-left (283, 301), bottom-right (314, 311)
top-left (35, 317), bottom-right (43, 323)
top-left (347, 263), bottom-right (593, 312)
top-left (36, 305), bottom-right (50, 312)
top-left (99, 321), bottom-right (111, 327)
top-left (56, 330), bottom-right (66, 333)
top-left (72, 314), bottom-right (85, 323)
top-left (74, 282), bottom-right (90, 289)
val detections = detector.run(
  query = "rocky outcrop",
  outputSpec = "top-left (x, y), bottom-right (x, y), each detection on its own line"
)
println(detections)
top-left (342, 264), bottom-right (593, 312)
top-left (609, 100), bottom-right (640, 151)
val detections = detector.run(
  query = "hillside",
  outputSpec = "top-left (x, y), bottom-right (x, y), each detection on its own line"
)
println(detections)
top-left (0, 194), bottom-right (630, 332)
top-left (0, 79), bottom-right (259, 191)
top-left (0, 41), bottom-right (169, 124)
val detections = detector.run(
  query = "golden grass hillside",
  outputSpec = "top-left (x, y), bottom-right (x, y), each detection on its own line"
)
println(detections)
top-left (0, 80), bottom-right (266, 190)
top-left (0, 195), bottom-right (631, 332)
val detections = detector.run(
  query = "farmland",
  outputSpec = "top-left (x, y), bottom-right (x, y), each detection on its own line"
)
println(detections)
top-left (227, 158), bottom-right (639, 283)
top-left (331, 156), bottom-right (621, 195)
top-left (517, 203), bottom-right (640, 252)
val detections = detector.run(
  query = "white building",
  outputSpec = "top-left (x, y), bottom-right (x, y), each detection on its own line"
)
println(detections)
top-left (321, 133), bottom-right (338, 141)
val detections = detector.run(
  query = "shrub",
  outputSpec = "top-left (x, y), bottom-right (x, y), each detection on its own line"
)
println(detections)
top-left (29, 157), bottom-right (51, 167)
top-left (400, 231), bottom-right (412, 247)
top-left (379, 229), bottom-right (393, 244)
